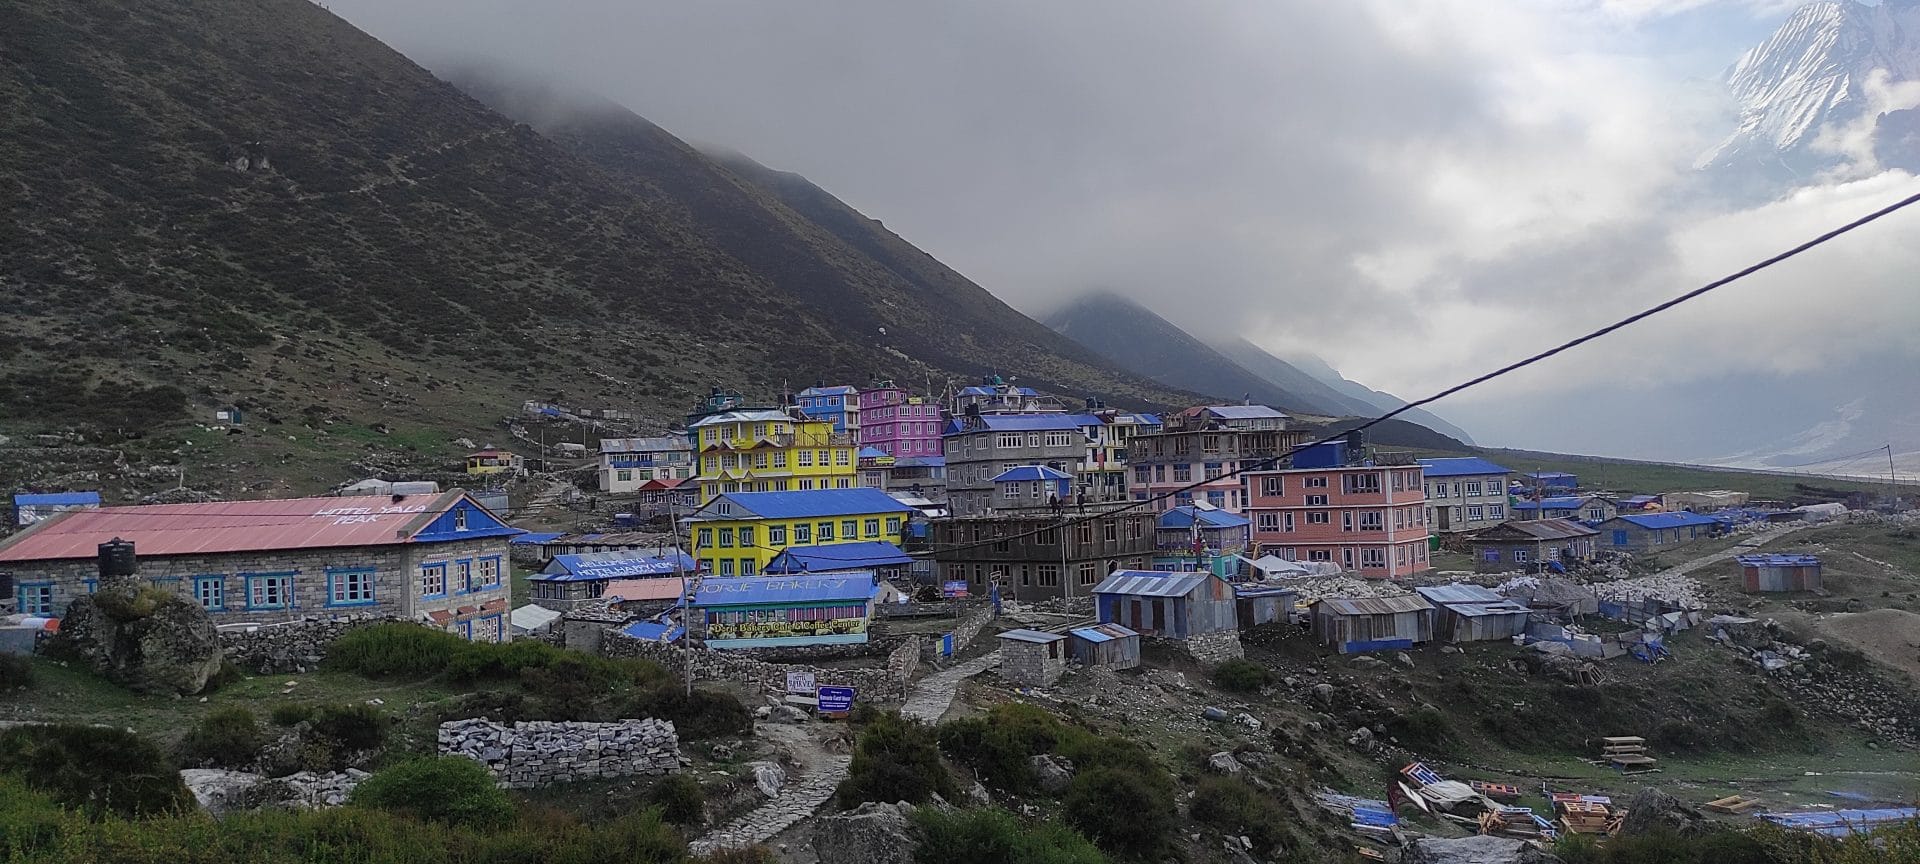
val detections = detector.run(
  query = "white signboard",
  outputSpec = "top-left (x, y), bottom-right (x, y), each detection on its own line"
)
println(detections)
top-left (786, 671), bottom-right (817, 695)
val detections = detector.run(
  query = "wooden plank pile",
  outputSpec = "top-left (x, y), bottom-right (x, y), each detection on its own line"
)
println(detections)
top-left (1548, 792), bottom-right (1623, 837)
top-left (1598, 736), bottom-right (1658, 774)
top-left (1703, 794), bottom-right (1765, 814)
top-left (1479, 806), bottom-right (1557, 840)
top-left (1470, 780), bottom-right (1521, 801)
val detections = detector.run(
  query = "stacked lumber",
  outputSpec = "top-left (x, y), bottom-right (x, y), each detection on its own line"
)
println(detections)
top-left (1704, 795), bottom-right (1765, 814)
top-left (1471, 780), bottom-right (1522, 801)
top-left (1558, 801), bottom-right (1614, 835)
top-left (1599, 736), bottom-right (1658, 772)
top-left (1479, 806), bottom-right (1556, 840)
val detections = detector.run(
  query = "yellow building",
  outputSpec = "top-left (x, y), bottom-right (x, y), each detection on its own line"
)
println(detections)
top-left (465, 448), bottom-right (525, 476)
top-left (683, 488), bottom-right (915, 577)
top-left (690, 409), bottom-right (857, 503)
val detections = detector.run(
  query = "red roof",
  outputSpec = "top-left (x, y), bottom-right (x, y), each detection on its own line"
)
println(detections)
top-left (637, 477), bottom-right (689, 491)
top-left (0, 493), bottom-right (457, 562)
top-left (604, 578), bottom-right (687, 602)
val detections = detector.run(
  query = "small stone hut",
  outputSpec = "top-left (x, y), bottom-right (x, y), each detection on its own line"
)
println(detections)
top-left (997, 628), bottom-right (1067, 688)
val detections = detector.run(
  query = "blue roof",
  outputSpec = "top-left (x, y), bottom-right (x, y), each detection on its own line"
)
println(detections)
top-left (893, 456), bottom-right (945, 468)
top-left (620, 620), bottom-right (686, 642)
top-left (1070, 623), bottom-right (1138, 643)
top-left (1523, 472), bottom-right (1577, 481)
top-left (510, 532), bottom-right (566, 545)
top-left (13, 492), bottom-right (101, 507)
top-left (959, 385), bottom-right (1040, 396)
top-left (690, 574), bottom-right (880, 607)
top-left (1416, 457), bottom-right (1511, 478)
top-left (948, 413), bottom-right (1103, 433)
top-left (798, 385), bottom-right (858, 396)
top-left (698, 488), bottom-right (914, 520)
top-left (991, 465), bottom-right (1073, 483)
top-left (537, 551), bottom-right (700, 582)
top-left (1737, 554), bottom-right (1821, 566)
top-left (1201, 405), bottom-right (1288, 420)
top-left (1092, 569), bottom-right (1211, 597)
top-left (764, 541), bottom-right (914, 573)
top-left (857, 446), bottom-right (891, 459)
top-left (1157, 506), bottom-right (1250, 530)
top-left (1614, 512), bottom-right (1720, 529)
top-left (1512, 496), bottom-right (1589, 511)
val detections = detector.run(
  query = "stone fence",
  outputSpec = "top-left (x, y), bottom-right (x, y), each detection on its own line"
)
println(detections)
top-left (438, 717), bottom-right (679, 789)
top-left (215, 615), bottom-right (399, 673)
top-left (944, 603), bottom-right (994, 657)
top-left (605, 631), bottom-right (923, 703)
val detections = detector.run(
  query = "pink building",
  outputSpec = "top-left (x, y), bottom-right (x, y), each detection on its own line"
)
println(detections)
top-left (1242, 464), bottom-right (1431, 579)
top-left (857, 382), bottom-right (943, 458)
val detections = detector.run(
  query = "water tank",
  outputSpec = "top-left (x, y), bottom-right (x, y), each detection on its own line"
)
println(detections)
top-left (1343, 429), bottom-right (1367, 464)
top-left (98, 538), bottom-right (137, 579)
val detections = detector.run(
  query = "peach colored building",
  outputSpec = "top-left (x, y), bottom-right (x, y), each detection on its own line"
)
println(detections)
top-left (1242, 463), bottom-right (1431, 579)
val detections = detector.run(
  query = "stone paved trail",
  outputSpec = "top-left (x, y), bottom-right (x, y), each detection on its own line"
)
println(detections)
top-left (687, 651), bottom-right (1000, 855)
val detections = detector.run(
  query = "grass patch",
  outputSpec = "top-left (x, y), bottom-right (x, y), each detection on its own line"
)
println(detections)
top-left (349, 756), bottom-right (514, 828)
top-left (909, 807), bottom-right (1107, 864)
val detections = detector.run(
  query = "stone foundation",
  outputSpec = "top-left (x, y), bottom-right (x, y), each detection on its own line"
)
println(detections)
top-left (216, 615), bottom-right (398, 674)
top-left (605, 631), bottom-right (922, 702)
top-left (438, 717), bottom-right (679, 789)
top-left (1180, 630), bottom-right (1245, 663)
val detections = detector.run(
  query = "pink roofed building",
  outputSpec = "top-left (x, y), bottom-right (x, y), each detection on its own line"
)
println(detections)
top-left (1242, 458), bottom-right (1431, 579)
top-left (857, 381), bottom-right (944, 459)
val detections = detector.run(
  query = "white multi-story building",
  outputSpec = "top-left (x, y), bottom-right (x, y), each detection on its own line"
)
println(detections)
top-left (1417, 457), bottom-right (1513, 534)
top-left (599, 437), bottom-right (695, 494)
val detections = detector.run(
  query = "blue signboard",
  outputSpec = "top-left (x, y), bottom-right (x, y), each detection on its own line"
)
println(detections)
top-left (941, 633), bottom-right (955, 657)
top-left (942, 580), bottom-right (969, 598)
top-left (817, 686), bottom-right (856, 713)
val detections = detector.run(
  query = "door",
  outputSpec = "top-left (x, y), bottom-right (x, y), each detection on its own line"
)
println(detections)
top-left (1152, 599), bottom-right (1167, 634)
top-left (1437, 507), bottom-right (1451, 530)
top-left (1129, 598), bottom-right (1143, 631)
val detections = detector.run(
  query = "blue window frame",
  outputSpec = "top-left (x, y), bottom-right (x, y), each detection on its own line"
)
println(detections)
top-left (453, 559), bottom-right (475, 594)
top-left (420, 562), bottom-right (448, 598)
top-left (326, 567), bottom-right (378, 607)
top-left (82, 578), bottom-right (99, 595)
top-left (459, 619), bottom-right (473, 640)
top-left (193, 576), bottom-right (226, 611)
top-left (243, 572), bottom-right (297, 611)
top-left (1482, 549), bottom-right (1501, 562)
top-left (1612, 530), bottom-right (1628, 546)
top-left (16, 582), bottom-right (54, 616)
top-left (477, 556), bottom-right (503, 590)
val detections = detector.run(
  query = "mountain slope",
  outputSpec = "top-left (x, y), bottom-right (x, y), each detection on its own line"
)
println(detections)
top-left (1227, 342), bottom-right (1478, 445)
top-left (1036, 292), bottom-right (1331, 414)
top-left (0, 0), bottom-right (1203, 496)
top-left (447, 70), bottom-right (1202, 411)
top-left (1701, 0), bottom-right (1920, 178)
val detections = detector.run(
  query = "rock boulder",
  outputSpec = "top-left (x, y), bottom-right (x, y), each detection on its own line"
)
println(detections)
top-left (51, 585), bottom-right (224, 695)
top-left (1030, 754), bottom-right (1075, 794)
top-left (1618, 786), bottom-right (1708, 837)
top-left (812, 801), bottom-right (918, 864)
top-left (1403, 835), bottom-right (1565, 864)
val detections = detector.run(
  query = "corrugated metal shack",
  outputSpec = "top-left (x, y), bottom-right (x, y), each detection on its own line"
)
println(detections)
top-left (1738, 554), bottom-right (1821, 592)
top-left (998, 628), bottom-right (1068, 687)
top-left (1415, 584), bottom-right (1532, 642)
top-left (1311, 595), bottom-right (1435, 653)
top-left (1234, 584), bottom-right (1299, 629)
top-left (1091, 569), bottom-right (1237, 638)
top-left (1069, 623), bottom-right (1141, 670)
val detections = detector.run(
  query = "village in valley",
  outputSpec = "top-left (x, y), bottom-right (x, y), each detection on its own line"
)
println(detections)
top-left (4, 375), bottom-right (1917, 864)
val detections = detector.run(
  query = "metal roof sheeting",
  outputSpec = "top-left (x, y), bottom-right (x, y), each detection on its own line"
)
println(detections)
top-left (690, 409), bottom-right (795, 427)
top-left (690, 574), bottom-right (879, 607)
top-left (1737, 554), bottom-right (1821, 567)
top-left (697, 488), bottom-right (915, 520)
top-left (603, 578), bottom-right (688, 602)
top-left (510, 532), bottom-right (566, 545)
top-left (1092, 569), bottom-right (1209, 597)
top-left (1415, 457), bottom-right (1512, 477)
top-left (951, 413), bottom-right (1103, 433)
top-left (1448, 601), bottom-right (1533, 617)
top-left (1486, 519), bottom-right (1598, 540)
top-left (1615, 512), bottom-right (1719, 529)
top-left (763, 541), bottom-right (914, 573)
top-left (0, 492), bottom-right (513, 562)
top-left (1070, 623), bottom-right (1138, 643)
top-left (620, 621), bottom-right (686, 642)
top-left (1512, 496), bottom-right (1590, 510)
top-left (998, 628), bottom-right (1065, 643)
top-left (991, 465), bottom-right (1073, 483)
top-left (13, 492), bottom-right (102, 507)
top-left (1315, 595), bottom-right (1435, 616)
top-left (598, 437), bottom-right (689, 454)
top-left (1414, 584), bottom-right (1506, 606)
top-left (1197, 405), bottom-right (1289, 420)
top-left (1158, 506), bottom-right (1251, 530)
top-left (537, 551), bottom-right (698, 582)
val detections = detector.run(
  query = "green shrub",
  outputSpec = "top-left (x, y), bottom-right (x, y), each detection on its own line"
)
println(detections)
top-left (910, 807), bottom-right (1108, 864)
top-left (270, 704), bottom-right (315, 727)
top-left (1210, 658), bottom-right (1273, 693)
top-left (648, 773), bottom-right (705, 826)
top-left (348, 756), bottom-right (513, 828)
top-left (311, 703), bottom-right (390, 755)
top-left (693, 848), bottom-right (778, 864)
top-left (1385, 707), bottom-right (1456, 754)
top-left (0, 654), bottom-right (33, 689)
top-left (624, 686), bottom-right (753, 740)
top-left (325, 624), bottom-right (467, 678)
top-left (1062, 767), bottom-right (1174, 860)
top-left (0, 724), bottom-right (194, 818)
top-left (837, 712), bottom-right (956, 808)
top-left (1190, 776), bottom-right (1287, 854)
top-left (177, 706), bottom-right (265, 769)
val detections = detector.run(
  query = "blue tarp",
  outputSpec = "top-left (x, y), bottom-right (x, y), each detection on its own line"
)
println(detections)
top-left (510, 532), bottom-right (565, 545)
top-left (1416, 457), bottom-right (1512, 477)
top-left (620, 621), bottom-right (685, 642)
top-left (1760, 808), bottom-right (1918, 838)
top-left (1615, 511), bottom-right (1720, 529)
top-left (13, 492), bottom-right (101, 508)
top-left (764, 541), bottom-right (913, 573)
top-left (1157, 506), bottom-right (1251, 530)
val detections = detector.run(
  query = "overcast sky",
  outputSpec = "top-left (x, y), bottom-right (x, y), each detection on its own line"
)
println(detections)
top-left (324, 0), bottom-right (1918, 461)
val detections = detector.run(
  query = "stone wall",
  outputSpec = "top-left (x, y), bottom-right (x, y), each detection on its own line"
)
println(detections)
top-left (605, 630), bottom-right (920, 702)
top-left (439, 717), bottom-right (679, 789)
top-left (216, 615), bottom-right (399, 673)
top-left (1174, 630), bottom-right (1244, 664)
top-left (946, 603), bottom-right (994, 655)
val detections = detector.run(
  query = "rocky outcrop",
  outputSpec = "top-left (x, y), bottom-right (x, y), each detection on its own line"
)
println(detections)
top-left (182, 768), bottom-right (368, 814)
top-left (51, 585), bottom-right (223, 695)
top-left (1403, 835), bottom-right (1564, 864)
top-left (812, 801), bottom-right (918, 864)
top-left (1031, 754), bottom-right (1075, 794)
top-left (1618, 787), bottom-right (1708, 837)
top-left (438, 717), bottom-right (678, 789)
top-left (182, 768), bottom-right (266, 816)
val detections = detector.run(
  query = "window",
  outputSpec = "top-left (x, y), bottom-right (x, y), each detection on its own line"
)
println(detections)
top-left (1078, 562), bottom-right (1098, 584)
top-left (1076, 522), bottom-right (1094, 545)
top-left (478, 558), bottom-right (501, 589)
top-left (456, 560), bottom-right (474, 593)
top-left (835, 449), bottom-right (851, 466)
top-left (194, 576), bottom-right (226, 611)
top-left (1037, 565), bottom-right (1060, 586)
top-left (1036, 527), bottom-right (1058, 545)
top-left (1392, 472), bottom-right (1405, 492)
top-left (1308, 549), bottom-right (1332, 561)
top-left (453, 508), bottom-right (468, 531)
top-left (1128, 517), bottom-right (1143, 539)
top-left (740, 559), bottom-right (757, 576)
top-left (1585, 507), bottom-right (1603, 520)
top-left (799, 479), bottom-right (815, 490)
top-left (1361, 548), bottom-right (1385, 567)
top-left (1045, 431), bottom-right (1071, 447)
top-left (841, 519), bottom-right (858, 539)
top-left (1206, 491), bottom-right (1226, 508)
top-left (1488, 505), bottom-right (1505, 519)
top-left (1284, 512), bottom-right (1295, 532)
top-left (772, 452), bottom-right (788, 468)
top-left (1467, 505), bottom-right (1484, 520)
top-left (1465, 481), bottom-right (1482, 496)
top-left (754, 452), bottom-right (769, 468)
top-left (1513, 548), bottom-right (1531, 562)
top-left (1256, 512), bottom-right (1279, 532)
top-left (863, 518), bottom-right (880, 538)
top-left (997, 433), bottom-right (1021, 449)
top-left (818, 521), bottom-right (835, 541)
top-left (1359, 512), bottom-right (1383, 531)
top-left (767, 525), bottom-right (787, 546)
top-left (1307, 511), bottom-right (1330, 524)
top-left (1261, 476), bottom-right (1283, 496)
top-left (885, 517), bottom-right (901, 534)
top-left (616, 469), bottom-right (633, 482)
top-left (1343, 473), bottom-right (1381, 494)
top-left (1204, 462), bottom-right (1224, 480)
top-left (246, 573), bottom-right (296, 610)
top-left (797, 450), bottom-right (813, 467)
top-left (16, 583), bottom-right (53, 615)
top-left (421, 563), bottom-right (447, 597)
top-left (1104, 520), bottom-right (1118, 542)
top-left (698, 527), bottom-right (714, 548)
top-left (1306, 494), bottom-right (1328, 507)
top-left (1342, 511), bottom-right (1354, 531)
top-left (719, 560), bottom-right (735, 576)
top-left (1483, 549), bottom-right (1501, 562)
top-left (1304, 476), bottom-right (1328, 488)
top-left (1173, 464), bottom-right (1192, 482)
top-left (837, 478), bottom-right (851, 489)
top-left (1135, 465), bottom-right (1152, 484)
top-left (1027, 433), bottom-right (1042, 447)
top-left (327, 568), bottom-right (377, 607)
top-left (1155, 465), bottom-right (1167, 482)
top-left (1432, 482), bottom-right (1450, 498)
